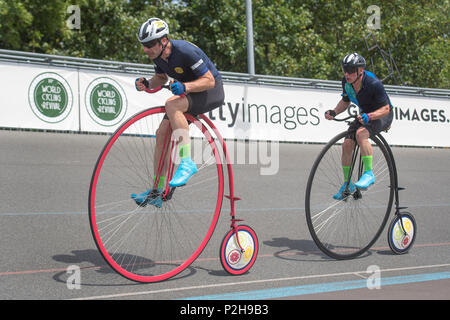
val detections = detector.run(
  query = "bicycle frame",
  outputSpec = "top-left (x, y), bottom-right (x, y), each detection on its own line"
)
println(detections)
top-left (199, 114), bottom-right (245, 253)
top-left (145, 83), bottom-right (245, 252)
top-left (342, 142), bottom-right (362, 199)
top-left (376, 133), bottom-right (409, 236)
top-left (338, 115), bottom-right (408, 237)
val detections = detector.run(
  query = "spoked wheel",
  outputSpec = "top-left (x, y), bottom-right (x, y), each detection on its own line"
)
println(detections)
top-left (388, 212), bottom-right (416, 254)
top-left (220, 225), bottom-right (258, 275)
top-left (305, 131), bottom-right (395, 260)
top-left (89, 107), bottom-right (224, 283)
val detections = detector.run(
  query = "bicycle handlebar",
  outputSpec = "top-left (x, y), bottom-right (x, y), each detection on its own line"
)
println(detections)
top-left (144, 85), bottom-right (169, 94)
top-left (143, 82), bottom-right (186, 98)
top-left (332, 114), bottom-right (357, 122)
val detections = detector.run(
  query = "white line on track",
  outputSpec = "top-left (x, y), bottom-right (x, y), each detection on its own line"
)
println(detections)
top-left (72, 263), bottom-right (450, 300)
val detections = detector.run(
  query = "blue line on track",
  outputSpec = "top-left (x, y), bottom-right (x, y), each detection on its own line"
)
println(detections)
top-left (181, 271), bottom-right (450, 300)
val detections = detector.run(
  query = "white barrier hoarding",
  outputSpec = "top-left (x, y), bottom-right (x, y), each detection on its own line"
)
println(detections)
top-left (0, 62), bottom-right (79, 131)
top-left (386, 95), bottom-right (450, 147)
top-left (79, 69), bottom-right (171, 133)
top-left (1, 61), bottom-right (449, 147)
top-left (211, 83), bottom-right (450, 147)
top-left (214, 84), bottom-right (331, 143)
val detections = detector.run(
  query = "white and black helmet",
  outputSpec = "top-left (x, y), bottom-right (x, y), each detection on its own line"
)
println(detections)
top-left (342, 52), bottom-right (366, 68)
top-left (138, 18), bottom-right (169, 46)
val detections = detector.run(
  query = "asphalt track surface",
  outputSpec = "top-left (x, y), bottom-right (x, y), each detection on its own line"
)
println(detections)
top-left (1, 129), bottom-right (449, 302)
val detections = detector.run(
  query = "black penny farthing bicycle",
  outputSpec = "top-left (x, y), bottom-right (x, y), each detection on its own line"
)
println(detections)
top-left (305, 112), bottom-right (416, 260)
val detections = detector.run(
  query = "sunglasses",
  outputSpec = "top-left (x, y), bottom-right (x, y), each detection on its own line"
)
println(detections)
top-left (143, 39), bottom-right (159, 49)
top-left (342, 66), bottom-right (358, 74)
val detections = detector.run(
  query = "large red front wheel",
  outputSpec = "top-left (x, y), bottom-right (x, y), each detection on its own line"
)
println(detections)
top-left (89, 107), bottom-right (224, 283)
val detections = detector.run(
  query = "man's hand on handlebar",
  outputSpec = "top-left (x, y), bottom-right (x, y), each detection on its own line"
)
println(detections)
top-left (358, 113), bottom-right (371, 124)
top-left (135, 77), bottom-right (150, 91)
top-left (169, 81), bottom-right (186, 96)
top-left (324, 109), bottom-right (337, 120)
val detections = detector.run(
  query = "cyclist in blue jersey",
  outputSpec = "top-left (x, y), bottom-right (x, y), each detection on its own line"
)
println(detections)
top-left (325, 53), bottom-right (393, 199)
top-left (133, 18), bottom-right (224, 206)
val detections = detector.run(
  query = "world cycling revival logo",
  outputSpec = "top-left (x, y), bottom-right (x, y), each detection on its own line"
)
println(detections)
top-left (85, 77), bottom-right (127, 126)
top-left (28, 72), bottom-right (73, 123)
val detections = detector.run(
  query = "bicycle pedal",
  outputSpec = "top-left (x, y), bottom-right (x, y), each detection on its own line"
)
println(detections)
top-left (225, 195), bottom-right (241, 201)
top-left (134, 200), bottom-right (148, 207)
top-left (162, 187), bottom-right (176, 201)
top-left (389, 186), bottom-right (406, 191)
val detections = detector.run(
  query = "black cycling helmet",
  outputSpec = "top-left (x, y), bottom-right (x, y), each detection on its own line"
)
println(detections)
top-left (342, 53), bottom-right (366, 74)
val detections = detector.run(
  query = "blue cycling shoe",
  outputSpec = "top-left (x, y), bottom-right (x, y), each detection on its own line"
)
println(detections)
top-left (333, 181), bottom-right (356, 200)
top-left (169, 158), bottom-right (198, 187)
top-left (131, 188), bottom-right (162, 208)
top-left (355, 170), bottom-right (375, 190)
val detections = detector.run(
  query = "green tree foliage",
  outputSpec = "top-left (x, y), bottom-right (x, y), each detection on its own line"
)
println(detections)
top-left (0, 0), bottom-right (448, 88)
top-left (0, 0), bottom-right (68, 52)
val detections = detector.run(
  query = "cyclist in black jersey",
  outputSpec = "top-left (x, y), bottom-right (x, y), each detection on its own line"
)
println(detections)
top-left (325, 53), bottom-right (394, 200)
top-left (132, 18), bottom-right (224, 206)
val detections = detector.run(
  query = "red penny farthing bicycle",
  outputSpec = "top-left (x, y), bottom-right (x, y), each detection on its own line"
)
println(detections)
top-left (88, 84), bottom-right (258, 282)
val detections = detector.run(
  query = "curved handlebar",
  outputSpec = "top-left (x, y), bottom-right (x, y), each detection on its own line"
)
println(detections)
top-left (144, 85), bottom-right (169, 94)
top-left (144, 83), bottom-right (186, 98)
top-left (333, 114), bottom-right (357, 122)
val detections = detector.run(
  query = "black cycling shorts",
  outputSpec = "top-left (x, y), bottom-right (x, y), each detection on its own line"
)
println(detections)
top-left (163, 79), bottom-right (224, 120)
top-left (346, 110), bottom-right (394, 140)
top-left (186, 79), bottom-right (224, 116)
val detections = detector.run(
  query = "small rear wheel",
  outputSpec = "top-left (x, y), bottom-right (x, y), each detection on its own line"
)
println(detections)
top-left (388, 212), bottom-right (416, 254)
top-left (220, 225), bottom-right (258, 275)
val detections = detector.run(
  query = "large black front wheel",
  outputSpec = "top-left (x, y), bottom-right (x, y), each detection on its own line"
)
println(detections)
top-left (305, 132), bottom-right (395, 259)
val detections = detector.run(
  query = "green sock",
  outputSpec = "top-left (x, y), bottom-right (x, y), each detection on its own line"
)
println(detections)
top-left (154, 176), bottom-right (166, 190)
top-left (362, 155), bottom-right (373, 172)
top-left (342, 166), bottom-right (350, 182)
top-left (179, 143), bottom-right (191, 159)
